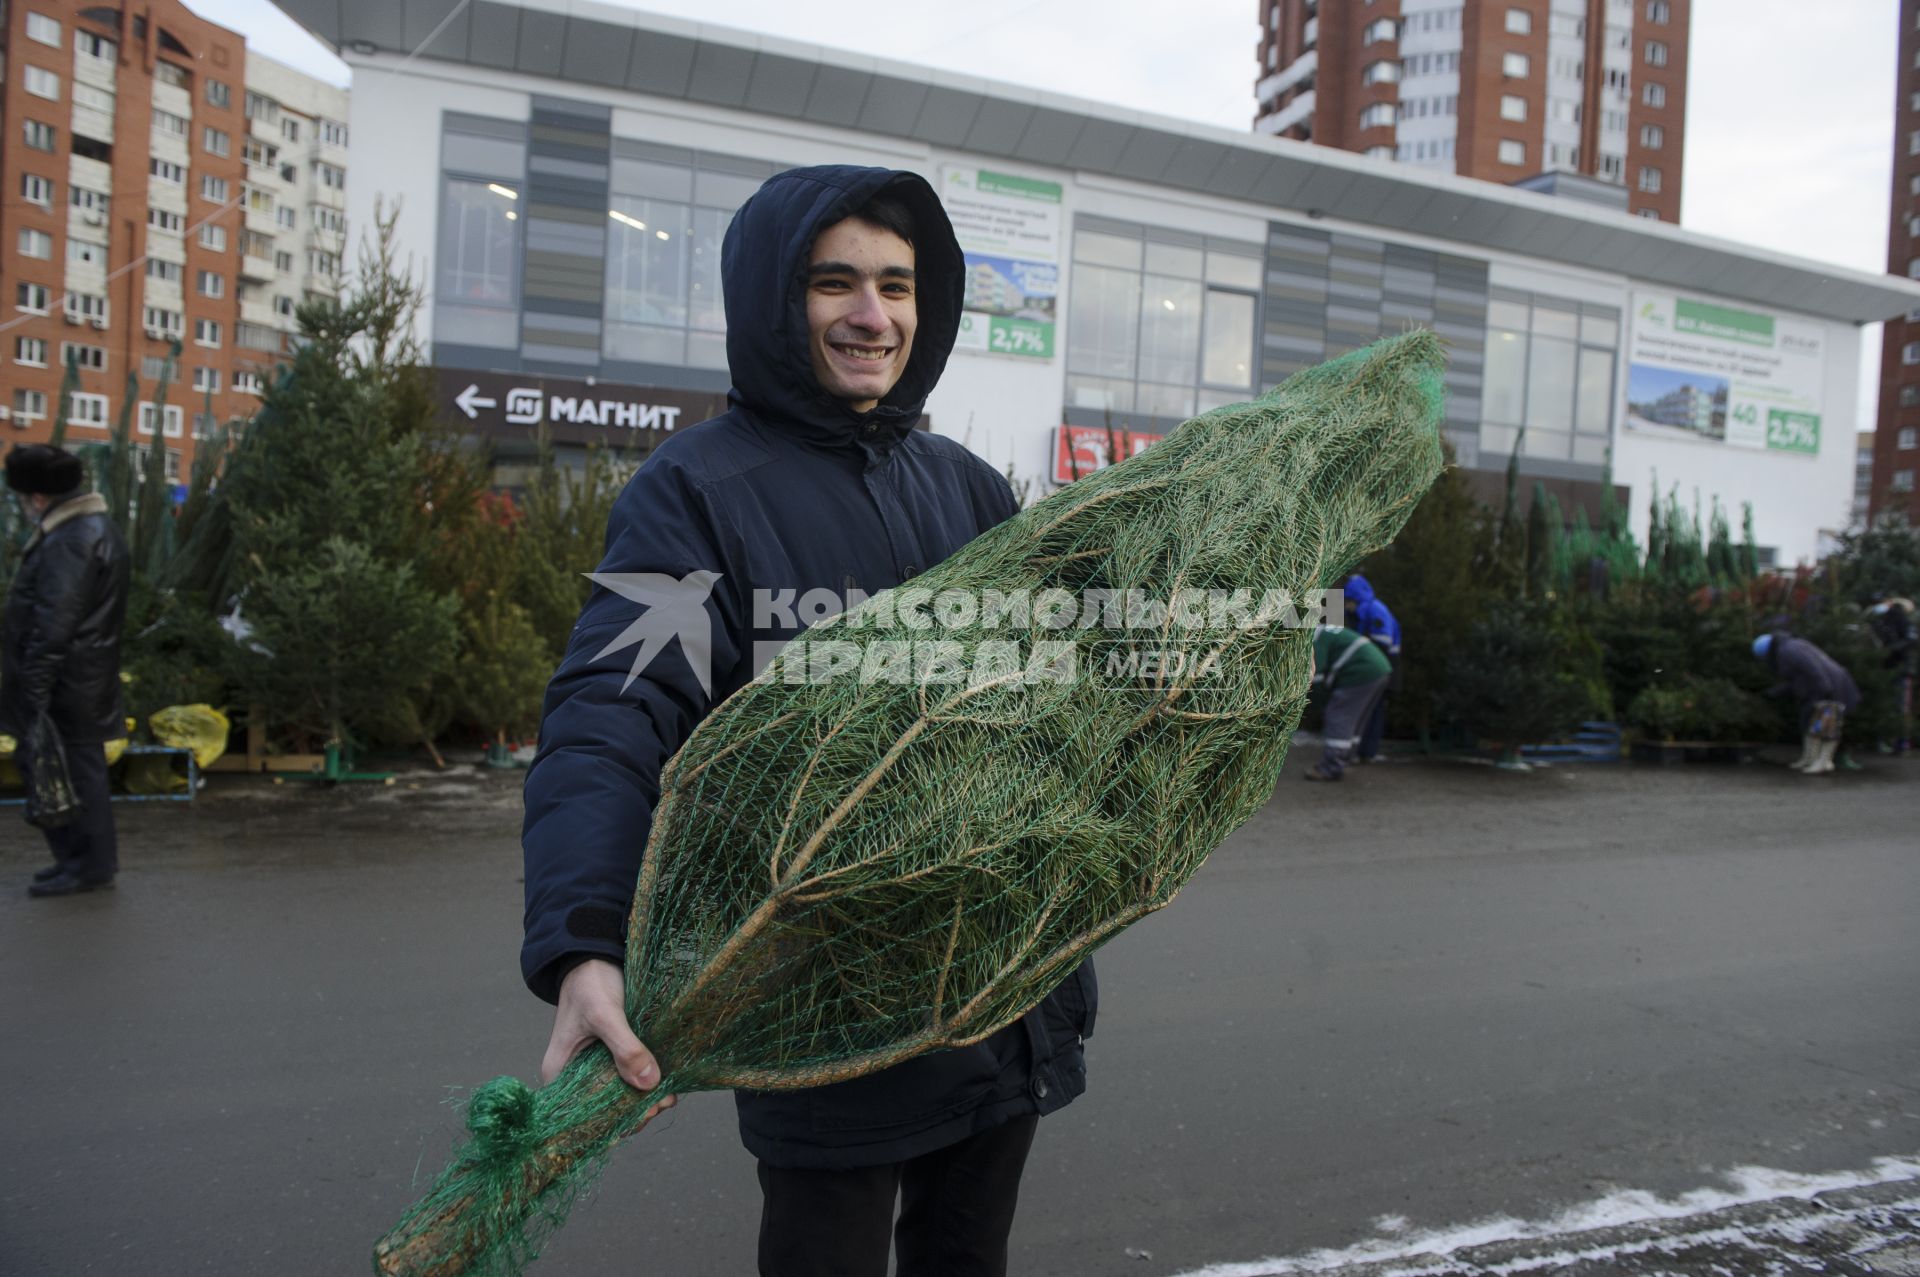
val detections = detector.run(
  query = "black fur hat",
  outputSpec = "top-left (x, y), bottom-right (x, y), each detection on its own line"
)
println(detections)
top-left (4, 444), bottom-right (86, 496)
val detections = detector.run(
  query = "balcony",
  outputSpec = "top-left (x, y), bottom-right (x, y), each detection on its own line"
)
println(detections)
top-left (149, 129), bottom-right (191, 170)
top-left (151, 80), bottom-right (191, 121)
top-left (239, 252), bottom-right (275, 283)
top-left (240, 296), bottom-right (277, 330)
top-left (67, 205), bottom-right (110, 246)
top-left (71, 101), bottom-right (114, 146)
top-left (73, 48), bottom-right (116, 93)
top-left (64, 255), bottom-right (107, 298)
top-left (1256, 89), bottom-right (1316, 137)
top-left (1257, 50), bottom-right (1318, 109)
top-left (69, 153), bottom-right (112, 192)
top-left (146, 179), bottom-right (188, 217)
top-left (144, 233), bottom-right (187, 266)
top-left (244, 156), bottom-right (286, 190)
top-left (143, 279), bottom-right (185, 312)
top-left (243, 202), bottom-right (279, 237)
top-left (236, 322), bottom-right (284, 356)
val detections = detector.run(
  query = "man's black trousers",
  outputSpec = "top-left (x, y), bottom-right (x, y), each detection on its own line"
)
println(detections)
top-left (756, 1114), bottom-right (1039, 1277)
top-left (17, 735), bottom-right (118, 882)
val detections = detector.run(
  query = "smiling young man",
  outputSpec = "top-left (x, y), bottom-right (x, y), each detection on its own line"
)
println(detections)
top-left (522, 166), bottom-right (1096, 1276)
top-left (806, 213), bottom-right (919, 408)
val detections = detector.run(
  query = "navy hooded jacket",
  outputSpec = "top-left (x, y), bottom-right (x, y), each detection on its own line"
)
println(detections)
top-left (521, 165), bottom-right (1094, 1170)
top-left (1762, 631), bottom-right (1860, 712)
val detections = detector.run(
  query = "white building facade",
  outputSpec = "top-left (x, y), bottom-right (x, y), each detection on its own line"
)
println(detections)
top-left (240, 52), bottom-right (350, 371)
top-left (275, 0), bottom-right (1914, 566)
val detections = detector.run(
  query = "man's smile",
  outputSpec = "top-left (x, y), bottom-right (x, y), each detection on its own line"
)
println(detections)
top-left (829, 340), bottom-right (898, 363)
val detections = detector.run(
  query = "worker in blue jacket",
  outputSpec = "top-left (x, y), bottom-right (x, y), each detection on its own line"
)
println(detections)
top-left (1344, 574), bottom-right (1401, 761)
top-left (521, 165), bottom-right (1094, 1277)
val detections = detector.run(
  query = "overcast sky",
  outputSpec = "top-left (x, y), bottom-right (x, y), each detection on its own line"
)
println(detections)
top-left (188, 0), bottom-right (1901, 429)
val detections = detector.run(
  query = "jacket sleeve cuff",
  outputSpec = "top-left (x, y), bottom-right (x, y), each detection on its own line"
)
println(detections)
top-left (525, 943), bottom-right (625, 1005)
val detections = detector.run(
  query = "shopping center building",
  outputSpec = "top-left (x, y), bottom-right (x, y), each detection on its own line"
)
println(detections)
top-left (272, 0), bottom-right (1918, 565)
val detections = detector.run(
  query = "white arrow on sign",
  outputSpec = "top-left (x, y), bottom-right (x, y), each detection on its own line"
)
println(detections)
top-left (454, 384), bottom-right (498, 419)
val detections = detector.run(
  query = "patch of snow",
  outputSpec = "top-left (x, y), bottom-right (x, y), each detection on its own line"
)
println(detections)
top-left (1164, 1155), bottom-right (1920, 1277)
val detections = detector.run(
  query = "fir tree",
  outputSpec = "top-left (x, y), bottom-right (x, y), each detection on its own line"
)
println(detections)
top-left (1525, 479), bottom-right (1555, 597)
top-left (1348, 442), bottom-right (1500, 739)
top-left (511, 433), bottom-right (634, 657)
top-left (219, 202), bottom-right (472, 750)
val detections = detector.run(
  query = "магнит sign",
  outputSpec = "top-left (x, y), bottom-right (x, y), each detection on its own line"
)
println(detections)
top-left (436, 369), bottom-right (726, 446)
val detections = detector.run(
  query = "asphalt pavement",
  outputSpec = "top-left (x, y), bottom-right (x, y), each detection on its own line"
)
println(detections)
top-left (2, 746), bottom-right (1915, 1276)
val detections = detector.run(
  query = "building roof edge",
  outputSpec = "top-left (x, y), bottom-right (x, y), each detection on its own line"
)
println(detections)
top-left (273, 0), bottom-right (1920, 324)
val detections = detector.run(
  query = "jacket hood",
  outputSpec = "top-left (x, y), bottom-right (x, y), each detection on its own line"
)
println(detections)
top-left (722, 165), bottom-right (963, 450)
top-left (1764, 628), bottom-right (1792, 670)
top-left (1345, 574), bottom-right (1376, 607)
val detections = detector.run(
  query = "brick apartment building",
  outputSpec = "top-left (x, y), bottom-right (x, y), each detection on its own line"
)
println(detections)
top-left (1255, 0), bottom-right (1687, 222)
top-left (1873, 0), bottom-right (1920, 524)
top-left (0, 1), bottom-right (346, 480)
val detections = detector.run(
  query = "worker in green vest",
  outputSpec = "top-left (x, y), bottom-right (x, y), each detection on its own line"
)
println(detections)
top-left (1307, 624), bottom-right (1392, 781)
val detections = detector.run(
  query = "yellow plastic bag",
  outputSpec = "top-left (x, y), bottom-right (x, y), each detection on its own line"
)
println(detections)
top-left (150, 704), bottom-right (231, 769)
top-left (121, 753), bottom-right (187, 795)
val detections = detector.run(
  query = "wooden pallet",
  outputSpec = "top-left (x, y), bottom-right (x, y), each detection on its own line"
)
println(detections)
top-left (200, 706), bottom-right (326, 775)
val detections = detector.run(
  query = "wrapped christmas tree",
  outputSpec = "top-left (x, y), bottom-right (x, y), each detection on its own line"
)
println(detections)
top-left (375, 329), bottom-right (1449, 1277)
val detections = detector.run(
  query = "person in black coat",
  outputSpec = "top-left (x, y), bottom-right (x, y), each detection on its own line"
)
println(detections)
top-left (2, 444), bottom-right (131, 895)
top-left (521, 166), bottom-right (1094, 1277)
top-left (1753, 630), bottom-right (1859, 776)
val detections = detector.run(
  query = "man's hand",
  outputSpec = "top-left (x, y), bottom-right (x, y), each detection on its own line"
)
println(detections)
top-left (542, 958), bottom-right (677, 1120)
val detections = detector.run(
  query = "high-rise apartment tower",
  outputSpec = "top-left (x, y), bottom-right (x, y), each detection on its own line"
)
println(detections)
top-left (0, 1), bottom-right (347, 477)
top-left (1872, 0), bottom-right (1920, 524)
top-left (1254, 0), bottom-right (1687, 222)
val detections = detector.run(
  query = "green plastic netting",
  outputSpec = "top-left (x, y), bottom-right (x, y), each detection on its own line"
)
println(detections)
top-left (374, 329), bottom-right (1449, 1276)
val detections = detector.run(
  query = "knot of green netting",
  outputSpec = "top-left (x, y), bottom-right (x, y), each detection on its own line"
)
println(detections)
top-left (465, 1077), bottom-right (537, 1164)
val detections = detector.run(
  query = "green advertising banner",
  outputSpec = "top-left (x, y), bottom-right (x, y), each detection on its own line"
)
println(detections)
top-left (940, 166), bottom-right (1061, 362)
top-left (1673, 298), bottom-right (1775, 347)
top-left (1626, 292), bottom-right (1826, 456)
top-left (1764, 408), bottom-right (1820, 455)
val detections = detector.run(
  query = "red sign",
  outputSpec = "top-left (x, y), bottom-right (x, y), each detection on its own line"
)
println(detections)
top-left (1052, 424), bottom-right (1164, 484)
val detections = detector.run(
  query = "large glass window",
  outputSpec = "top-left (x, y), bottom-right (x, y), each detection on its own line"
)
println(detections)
top-left (1481, 291), bottom-right (1620, 465)
top-left (1065, 223), bottom-right (1261, 423)
top-left (1201, 292), bottom-right (1257, 389)
top-left (436, 116), bottom-right (528, 350)
top-left (602, 153), bottom-right (766, 370)
top-left (607, 199), bottom-right (690, 326)
top-left (440, 180), bottom-right (519, 306)
top-left (437, 178), bottom-right (521, 347)
top-left (1066, 251), bottom-right (1142, 409)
